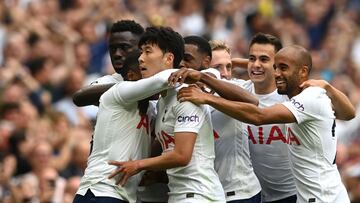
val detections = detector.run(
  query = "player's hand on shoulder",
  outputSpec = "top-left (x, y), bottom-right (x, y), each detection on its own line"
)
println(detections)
top-left (177, 85), bottom-right (209, 105)
top-left (300, 79), bottom-right (329, 90)
top-left (168, 68), bottom-right (202, 87)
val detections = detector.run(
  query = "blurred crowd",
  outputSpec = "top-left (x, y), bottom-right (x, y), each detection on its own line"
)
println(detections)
top-left (0, 0), bottom-right (359, 202)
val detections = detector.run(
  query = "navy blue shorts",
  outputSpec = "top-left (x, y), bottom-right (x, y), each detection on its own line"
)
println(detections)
top-left (227, 191), bottom-right (261, 203)
top-left (73, 189), bottom-right (128, 203)
top-left (265, 194), bottom-right (297, 203)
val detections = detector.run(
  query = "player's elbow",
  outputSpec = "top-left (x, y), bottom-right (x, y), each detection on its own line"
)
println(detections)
top-left (335, 108), bottom-right (356, 121)
top-left (252, 119), bottom-right (263, 126)
top-left (174, 153), bottom-right (191, 167)
top-left (250, 115), bottom-right (266, 126)
top-left (342, 111), bottom-right (356, 120)
top-left (346, 111), bottom-right (356, 120)
top-left (72, 90), bottom-right (83, 106)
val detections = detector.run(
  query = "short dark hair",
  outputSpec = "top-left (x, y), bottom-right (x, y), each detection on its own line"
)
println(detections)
top-left (110, 20), bottom-right (144, 36)
top-left (250, 33), bottom-right (283, 53)
top-left (122, 50), bottom-right (141, 79)
top-left (184, 35), bottom-right (212, 59)
top-left (138, 26), bottom-right (184, 69)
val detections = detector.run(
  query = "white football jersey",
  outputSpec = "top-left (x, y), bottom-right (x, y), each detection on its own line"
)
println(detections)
top-left (76, 82), bottom-right (153, 203)
top-left (243, 81), bottom-right (297, 202)
top-left (212, 79), bottom-right (261, 201)
top-left (137, 183), bottom-right (169, 202)
top-left (137, 102), bottom-right (169, 203)
top-left (155, 87), bottom-right (225, 202)
top-left (90, 73), bottom-right (123, 85)
top-left (282, 87), bottom-right (350, 203)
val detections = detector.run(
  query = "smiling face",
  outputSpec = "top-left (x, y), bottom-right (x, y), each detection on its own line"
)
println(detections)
top-left (274, 48), bottom-right (304, 98)
top-left (109, 31), bottom-right (139, 73)
top-left (138, 43), bottom-right (171, 78)
top-left (248, 43), bottom-right (277, 93)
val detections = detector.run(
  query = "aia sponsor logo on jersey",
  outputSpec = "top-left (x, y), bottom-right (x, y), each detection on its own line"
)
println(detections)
top-left (290, 98), bottom-right (304, 111)
top-left (177, 115), bottom-right (199, 122)
top-left (157, 130), bottom-right (174, 150)
top-left (247, 125), bottom-right (300, 145)
top-left (136, 115), bottom-right (150, 135)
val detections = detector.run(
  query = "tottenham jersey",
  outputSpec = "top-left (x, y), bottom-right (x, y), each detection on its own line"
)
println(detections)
top-left (90, 73), bottom-right (123, 85)
top-left (212, 79), bottom-right (261, 201)
top-left (155, 87), bottom-right (225, 202)
top-left (282, 87), bottom-right (350, 203)
top-left (76, 82), bottom-right (153, 203)
top-left (243, 81), bottom-right (297, 202)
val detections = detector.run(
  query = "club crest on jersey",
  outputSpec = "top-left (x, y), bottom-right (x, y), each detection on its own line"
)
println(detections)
top-left (290, 98), bottom-right (304, 111)
top-left (177, 115), bottom-right (199, 122)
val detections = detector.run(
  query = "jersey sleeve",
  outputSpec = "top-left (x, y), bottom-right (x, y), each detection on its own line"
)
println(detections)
top-left (173, 101), bottom-right (207, 134)
top-left (282, 87), bottom-right (334, 124)
top-left (110, 69), bottom-right (178, 105)
top-left (90, 75), bottom-right (116, 85)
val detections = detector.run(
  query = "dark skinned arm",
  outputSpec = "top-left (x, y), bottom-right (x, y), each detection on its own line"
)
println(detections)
top-left (300, 79), bottom-right (355, 120)
top-left (168, 68), bottom-right (258, 105)
top-left (177, 86), bottom-right (296, 125)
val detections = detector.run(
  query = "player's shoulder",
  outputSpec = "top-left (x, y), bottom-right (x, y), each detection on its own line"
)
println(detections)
top-left (231, 79), bottom-right (253, 91)
top-left (91, 73), bottom-right (123, 85)
top-left (297, 86), bottom-right (327, 100)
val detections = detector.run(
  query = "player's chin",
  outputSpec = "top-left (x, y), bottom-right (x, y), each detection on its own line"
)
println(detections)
top-left (113, 66), bottom-right (122, 73)
top-left (276, 87), bottom-right (287, 95)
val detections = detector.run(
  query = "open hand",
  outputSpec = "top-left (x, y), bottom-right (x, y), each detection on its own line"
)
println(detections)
top-left (177, 86), bottom-right (210, 104)
top-left (108, 160), bottom-right (142, 186)
top-left (168, 68), bottom-right (202, 87)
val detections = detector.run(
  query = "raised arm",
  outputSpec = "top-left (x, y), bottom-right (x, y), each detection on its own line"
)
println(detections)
top-left (114, 69), bottom-right (177, 105)
top-left (300, 79), bottom-right (355, 120)
top-left (73, 83), bottom-right (115, 106)
top-left (168, 68), bottom-right (258, 105)
top-left (177, 86), bottom-right (295, 125)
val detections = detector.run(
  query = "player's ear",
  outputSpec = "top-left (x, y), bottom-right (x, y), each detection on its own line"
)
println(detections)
top-left (299, 65), bottom-right (309, 78)
top-left (202, 55), bottom-right (211, 68)
top-left (164, 52), bottom-right (174, 68)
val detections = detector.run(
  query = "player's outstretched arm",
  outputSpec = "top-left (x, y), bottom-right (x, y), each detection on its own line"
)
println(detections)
top-left (300, 79), bottom-right (355, 120)
top-left (115, 69), bottom-right (177, 105)
top-left (73, 83), bottom-right (115, 106)
top-left (169, 68), bottom-right (258, 105)
top-left (108, 132), bottom-right (196, 186)
top-left (178, 86), bottom-right (295, 125)
top-left (231, 57), bottom-right (248, 69)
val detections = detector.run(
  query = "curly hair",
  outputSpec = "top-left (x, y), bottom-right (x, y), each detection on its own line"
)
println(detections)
top-left (110, 20), bottom-right (144, 36)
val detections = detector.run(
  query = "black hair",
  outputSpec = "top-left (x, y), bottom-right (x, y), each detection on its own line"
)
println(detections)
top-left (121, 50), bottom-right (141, 79)
top-left (138, 26), bottom-right (184, 69)
top-left (250, 33), bottom-right (283, 53)
top-left (184, 35), bottom-right (212, 59)
top-left (110, 20), bottom-right (144, 36)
